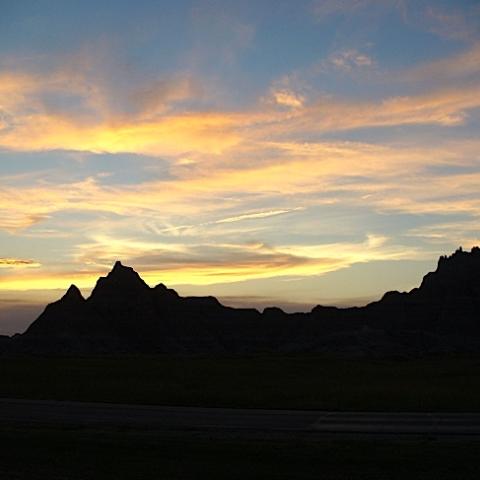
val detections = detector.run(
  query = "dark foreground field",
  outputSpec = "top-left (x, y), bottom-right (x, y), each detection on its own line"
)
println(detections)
top-left (0, 425), bottom-right (479, 480)
top-left (2, 354), bottom-right (480, 411)
top-left (2, 354), bottom-right (480, 479)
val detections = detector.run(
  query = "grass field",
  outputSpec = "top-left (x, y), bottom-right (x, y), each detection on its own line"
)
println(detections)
top-left (0, 425), bottom-right (479, 480)
top-left (2, 354), bottom-right (480, 411)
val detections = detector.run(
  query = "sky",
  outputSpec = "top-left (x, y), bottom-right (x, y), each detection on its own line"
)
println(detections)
top-left (1, 0), bottom-right (480, 334)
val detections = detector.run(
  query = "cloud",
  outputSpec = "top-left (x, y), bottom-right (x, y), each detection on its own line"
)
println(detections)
top-left (0, 213), bottom-right (50, 233)
top-left (329, 49), bottom-right (374, 71)
top-left (127, 75), bottom-right (202, 117)
top-left (3, 38), bottom-right (480, 161)
top-left (188, 5), bottom-right (255, 65)
top-left (406, 219), bottom-right (480, 248)
top-left (0, 238), bottom-right (419, 295)
top-left (0, 258), bottom-right (40, 268)
top-left (0, 133), bottom-right (478, 293)
top-left (295, 85), bottom-right (480, 132)
top-left (423, 5), bottom-right (480, 41)
top-left (3, 46), bottom-right (480, 161)
top-left (400, 43), bottom-right (480, 84)
top-left (312, 0), bottom-right (403, 21)
top-left (2, 75), bottom-right (480, 158)
top-left (1, 5), bottom-right (480, 313)
top-left (0, 110), bottom-right (251, 155)
top-left (214, 208), bottom-right (303, 224)
top-left (0, 138), bottom-right (478, 228)
top-left (271, 89), bottom-right (305, 108)
top-left (0, 64), bottom-right (208, 134)
top-left (0, 232), bottom-right (416, 290)
top-left (312, 1), bottom-right (479, 42)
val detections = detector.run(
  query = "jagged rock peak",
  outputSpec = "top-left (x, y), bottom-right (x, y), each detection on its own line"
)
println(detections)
top-left (106, 260), bottom-right (146, 281)
top-left (62, 284), bottom-right (84, 302)
top-left (112, 260), bottom-right (126, 271)
top-left (418, 246), bottom-right (480, 297)
top-left (89, 261), bottom-right (149, 298)
top-left (380, 290), bottom-right (403, 301)
top-left (433, 246), bottom-right (480, 276)
top-left (110, 260), bottom-right (135, 275)
top-left (153, 283), bottom-right (180, 298)
top-left (438, 246), bottom-right (480, 267)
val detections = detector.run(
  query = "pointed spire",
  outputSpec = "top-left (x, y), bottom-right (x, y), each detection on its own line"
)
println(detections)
top-left (112, 260), bottom-right (124, 271)
top-left (107, 261), bottom-right (146, 282)
top-left (89, 261), bottom-right (149, 300)
top-left (61, 284), bottom-right (85, 302)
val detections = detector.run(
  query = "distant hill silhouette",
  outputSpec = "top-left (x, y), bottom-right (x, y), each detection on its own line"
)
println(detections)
top-left (4, 247), bottom-right (480, 356)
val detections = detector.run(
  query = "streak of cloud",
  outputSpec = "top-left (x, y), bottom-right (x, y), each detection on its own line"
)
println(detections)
top-left (213, 208), bottom-right (303, 224)
top-left (0, 258), bottom-right (40, 268)
top-left (0, 233), bottom-right (422, 290)
top-left (1, 139), bottom-right (479, 235)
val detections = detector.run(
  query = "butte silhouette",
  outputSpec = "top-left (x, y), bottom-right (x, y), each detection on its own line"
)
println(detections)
top-left (4, 247), bottom-right (480, 356)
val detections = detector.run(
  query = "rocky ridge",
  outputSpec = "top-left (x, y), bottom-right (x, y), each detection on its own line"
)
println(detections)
top-left (4, 247), bottom-right (480, 356)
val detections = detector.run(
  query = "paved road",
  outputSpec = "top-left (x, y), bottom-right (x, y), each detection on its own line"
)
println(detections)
top-left (2, 398), bottom-right (480, 436)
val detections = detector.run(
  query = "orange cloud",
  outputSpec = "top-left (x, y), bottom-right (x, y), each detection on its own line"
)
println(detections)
top-left (286, 85), bottom-right (480, 134)
top-left (0, 112), bottom-right (251, 155)
top-left (2, 59), bottom-right (480, 158)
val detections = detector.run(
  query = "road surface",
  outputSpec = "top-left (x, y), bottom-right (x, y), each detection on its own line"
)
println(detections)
top-left (2, 398), bottom-right (480, 436)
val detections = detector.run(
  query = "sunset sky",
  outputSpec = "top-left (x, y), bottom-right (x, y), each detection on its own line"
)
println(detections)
top-left (1, 0), bottom-right (480, 334)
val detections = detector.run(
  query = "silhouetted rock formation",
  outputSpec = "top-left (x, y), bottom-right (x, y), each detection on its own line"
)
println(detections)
top-left (6, 247), bottom-right (480, 356)
top-left (0, 335), bottom-right (10, 354)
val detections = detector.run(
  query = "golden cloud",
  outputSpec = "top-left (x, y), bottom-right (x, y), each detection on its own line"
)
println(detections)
top-left (2, 59), bottom-right (480, 158)
top-left (0, 138), bottom-right (479, 235)
top-left (1, 50), bottom-right (480, 294)
top-left (0, 233), bottom-right (421, 290)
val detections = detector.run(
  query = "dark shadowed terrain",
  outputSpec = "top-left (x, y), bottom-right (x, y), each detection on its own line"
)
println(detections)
top-left (2, 354), bottom-right (480, 411)
top-left (2, 425), bottom-right (480, 480)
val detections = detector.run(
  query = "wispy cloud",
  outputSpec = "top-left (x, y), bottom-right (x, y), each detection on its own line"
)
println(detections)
top-left (311, 1), bottom-right (479, 42)
top-left (270, 89), bottom-right (305, 108)
top-left (1, 7), bottom-right (480, 303)
top-left (406, 220), bottom-right (480, 248)
top-left (1, 30), bottom-right (480, 161)
top-left (188, 4), bottom-right (255, 65)
top-left (422, 4), bottom-right (480, 41)
top-left (0, 232), bottom-right (420, 290)
top-left (214, 208), bottom-right (303, 224)
top-left (1, 137), bottom-right (479, 257)
top-left (400, 43), bottom-right (480, 84)
top-left (126, 75), bottom-right (202, 118)
top-left (2, 64), bottom-right (480, 157)
top-left (329, 49), bottom-right (374, 71)
top-left (296, 85), bottom-right (480, 132)
top-left (0, 258), bottom-right (40, 268)
top-left (312, 0), bottom-right (403, 21)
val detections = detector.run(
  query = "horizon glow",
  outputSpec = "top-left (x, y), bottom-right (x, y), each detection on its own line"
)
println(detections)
top-left (1, 0), bottom-right (479, 334)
